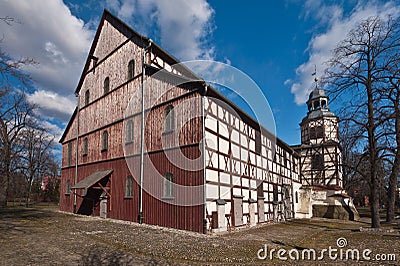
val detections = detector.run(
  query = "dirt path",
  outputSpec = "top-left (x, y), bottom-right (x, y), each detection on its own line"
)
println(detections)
top-left (0, 206), bottom-right (399, 265)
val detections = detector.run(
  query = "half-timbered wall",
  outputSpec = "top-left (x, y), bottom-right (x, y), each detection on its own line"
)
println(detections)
top-left (203, 97), bottom-right (300, 228)
top-left (298, 114), bottom-right (342, 187)
top-left (297, 145), bottom-right (343, 187)
top-left (301, 116), bottom-right (338, 145)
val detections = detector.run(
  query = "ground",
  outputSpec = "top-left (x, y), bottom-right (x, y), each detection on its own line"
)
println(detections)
top-left (0, 204), bottom-right (399, 265)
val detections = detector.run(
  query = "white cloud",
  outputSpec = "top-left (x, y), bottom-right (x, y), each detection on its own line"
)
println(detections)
top-left (289, 0), bottom-right (400, 105)
top-left (0, 0), bottom-right (94, 99)
top-left (106, 0), bottom-right (215, 60)
top-left (27, 89), bottom-right (76, 122)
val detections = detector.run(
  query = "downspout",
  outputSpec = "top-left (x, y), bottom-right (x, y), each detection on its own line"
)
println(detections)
top-left (201, 84), bottom-right (208, 233)
top-left (74, 92), bottom-right (80, 214)
top-left (138, 39), bottom-right (152, 224)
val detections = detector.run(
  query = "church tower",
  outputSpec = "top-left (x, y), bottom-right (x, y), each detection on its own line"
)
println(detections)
top-left (291, 77), bottom-right (360, 221)
top-left (295, 77), bottom-right (343, 188)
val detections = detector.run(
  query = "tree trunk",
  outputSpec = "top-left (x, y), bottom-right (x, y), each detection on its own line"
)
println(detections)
top-left (0, 157), bottom-right (11, 207)
top-left (367, 64), bottom-right (380, 228)
top-left (386, 91), bottom-right (400, 223)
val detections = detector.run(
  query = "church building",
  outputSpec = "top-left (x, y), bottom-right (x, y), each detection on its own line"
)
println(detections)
top-left (59, 10), bottom-right (357, 233)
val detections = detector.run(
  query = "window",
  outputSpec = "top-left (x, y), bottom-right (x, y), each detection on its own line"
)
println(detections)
top-left (125, 176), bottom-right (133, 198)
top-left (273, 184), bottom-right (279, 202)
top-left (311, 154), bottom-right (324, 170)
top-left (65, 180), bottom-right (71, 195)
top-left (83, 138), bottom-right (88, 156)
top-left (295, 191), bottom-right (298, 203)
top-left (104, 77), bottom-right (110, 94)
top-left (102, 130), bottom-right (108, 151)
top-left (255, 130), bottom-right (261, 155)
top-left (163, 172), bottom-right (174, 198)
top-left (128, 60), bottom-right (135, 80)
top-left (85, 90), bottom-right (90, 106)
top-left (164, 105), bottom-right (174, 133)
top-left (67, 142), bottom-right (72, 166)
top-left (257, 180), bottom-right (263, 198)
top-left (126, 120), bottom-right (133, 143)
top-left (310, 126), bottom-right (323, 139)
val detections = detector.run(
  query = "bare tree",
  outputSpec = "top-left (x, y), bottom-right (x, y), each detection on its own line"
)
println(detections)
top-left (325, 16), bottom-right (400, 228)
top-left (0, 17), bottom-right (37, 206)
top-left (0, 92), bottom-right (33, 206)
top-left (379, 61), bottom-right (400, 222)
top-left (18, 125), bottom-right (54, 207)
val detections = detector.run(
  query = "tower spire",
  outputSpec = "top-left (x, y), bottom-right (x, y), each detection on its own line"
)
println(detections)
top-left (311, 65), bottom-right (318, 89)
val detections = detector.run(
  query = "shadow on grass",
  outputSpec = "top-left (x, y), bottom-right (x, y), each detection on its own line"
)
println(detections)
top-left (81, 249), bottom-right (161, 266)
top-left (0, 206), bottom-right (55, 234)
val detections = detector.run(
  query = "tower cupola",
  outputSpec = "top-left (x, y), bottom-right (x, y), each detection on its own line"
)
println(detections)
top-left (307, 77), bottom-right (330, 113)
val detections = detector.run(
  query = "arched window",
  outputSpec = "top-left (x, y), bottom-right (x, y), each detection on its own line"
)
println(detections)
top-left (83, 138), bottom-right (88, 156)
top-left (126, 120), bottom-right (133, 143)
top-left (164, 105), bottom-right (174, 133)
top-left (128, 60), bottom-right (135, 80)
top-left (163, 172), bottom-right (174, 198)
top-left (102, 130), bottom-right (108, 151)
top-left (314, 100), bottom-right (320, 110)
top-left (67, 142), bottom-right (72, 166)
top-left (104, 77), bottom-right (110, 94)
top-left (125, 176), bottom-right (133, 198)
top-left (66, 180), bottom-right (71, 195)
top-left (85, 90), bottom-right (90, 106)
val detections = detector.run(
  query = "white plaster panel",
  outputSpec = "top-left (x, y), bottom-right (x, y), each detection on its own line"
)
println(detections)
top-left (206, 169), bottom-right (218, 182)
top-left (231, 129), bottom-right (240, 143)
top-left (206, 201), bottom-right (216, 213)
top-left (250, 180), bottom-right (257, 189)
top-left (219, 122), bottom-right (229, 138)
top-left (232, 144), bottom-right (240, 158)
top-left (232, 175), bottom-right (241, 186)
top-left (220, 186), bottom-right (231, 199)
top-left (205, 116), bottom-right (218, 133)
top-left (219, 138), bottom-right (229, 154)
top-left (232, 187), bottom-right (241, 196)
top-left (220, 172), bottom-right (230, 184)
top-left (242, 178), bottom-right (249, 188)
top-left (206, 184), bottom-right (219, 199)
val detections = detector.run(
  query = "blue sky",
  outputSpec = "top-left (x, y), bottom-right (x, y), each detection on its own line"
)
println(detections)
top-left (1, 0), bottom-right (399, 150)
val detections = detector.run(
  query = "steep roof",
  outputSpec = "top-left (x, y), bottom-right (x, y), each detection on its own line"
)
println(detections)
top-left (60, 9), bottom-right (298, 155)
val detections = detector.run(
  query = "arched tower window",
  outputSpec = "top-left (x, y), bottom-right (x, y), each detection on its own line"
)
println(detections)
top-left (102, 130), bottom-right (109, 151)
top-left (321, 100), bottom-right (327, 109)
top-left (85, 90), bottom-right (90, 106)
top-left (83, 138), bottom-right (88, 156)
top-left (104, 77), bottom-right (110, 94)
top-left (126, 120), bottom-right (134, 143)
top-left (164, 105), bottom-right (174, 132)
top-left (163, 172), bottom-right (174, 198)
top-left (128, 60), bottom-right (135, 80)
top-left (125, 176), bottom-right (133, 198)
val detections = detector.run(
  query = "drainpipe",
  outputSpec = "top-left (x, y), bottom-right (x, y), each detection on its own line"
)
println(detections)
top-left (202, 84), bottom-right (208, 233)
top-left (138, 39), bottom-right (152, 224)
top-left (74, 92), bottom-right (80, 214)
